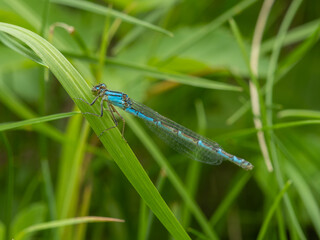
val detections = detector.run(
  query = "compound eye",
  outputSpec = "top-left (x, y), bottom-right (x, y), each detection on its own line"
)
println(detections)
top-left (96, 86), bottom-right (99, 90)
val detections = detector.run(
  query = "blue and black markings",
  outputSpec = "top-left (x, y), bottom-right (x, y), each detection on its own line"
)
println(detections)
top-left (84, 84), bottom-right (254, 170)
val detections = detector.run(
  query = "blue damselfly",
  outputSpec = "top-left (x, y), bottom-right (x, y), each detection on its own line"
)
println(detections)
top-left (79, 83), bottom-right (253, 170)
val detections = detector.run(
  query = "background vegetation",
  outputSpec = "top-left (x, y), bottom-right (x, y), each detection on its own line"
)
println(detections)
top-left (0, 0), bottom-right (319, 239)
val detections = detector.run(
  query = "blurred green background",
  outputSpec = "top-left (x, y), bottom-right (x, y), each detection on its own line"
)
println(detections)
top-left (0, 0), bottom-right (320, 239)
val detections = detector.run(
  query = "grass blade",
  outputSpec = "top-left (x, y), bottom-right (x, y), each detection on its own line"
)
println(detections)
top-left (278, 109), bottom-right (320, 119)
top-left (257, 180), bottom-right (292, 240)
top-left (64, 52), bottom-right (242, 91)
top-left (0, 22), bottom-right (191, 240)
top-left (261, 18), bottom-right (320, 54)
top-left (210, 173), bottom-right (251, 226)
top-left (15, 216), bottom-right (124, 240)
top-left (50, 0), bottom-right (173, 37)
top-left (0, 111), bottom-right (79, 132)
top-left (160, 0), bottom-right (258, 61)
top-left (0, 32), bottom-right (46, 66)
top-left (286, 164), bottom-right (320, 238)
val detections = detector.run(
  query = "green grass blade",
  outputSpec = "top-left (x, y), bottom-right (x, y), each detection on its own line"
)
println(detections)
top-left (257, 180), bottom-right (292, 240)
top-left (113, 5), bottom-right (172, 55)
top-left (58, 121), bottom-right (90, 230)
top-left (0, 111), bottom-right (79, 132)
top-left (272, 120), bottom-right (320, 129)
top-left (210, 173), bottom-right (251, 226)
top-left (64, 52), bottom-right (242, 91)
top-left (181, 100), bottom-right (205, 228)
top-left (278, 109), bottom-right (320, 119)
top-left (265, 0), bottom-right (303, 122)
top-left (15, 217), bottom-right (124, 240)
top-left (275, 209), bottom-right (287, 240)
top-left (277, 23), bottom-right (320, 79)
top-left (188, 228), bottom-right (212, 240)
top-left (144, 172), bottom-right (168, 240)
top-left (261, 18), bottom-right (320, 54)
top-left (56, 113), bottom-right (84, 225)
top-left (12, 203), bottom-right (46, 240)
top-left (0, 22), bottom-right (190, 240)
top-left (226, 101), bottom-right (250, 125)
top-left (160, 0), bottom-right (258, 61)
top-left (0, 78), bottom-right (66, 141)
top-left (40, 160), bottom-right (58, 240)
top-left (137, 196), bottom-right (148, 240)
top-left (0, 32), bottom-right (46, 66)
top-left (50, 0), bottom-right (173, 37)
top-left (219, 120), bottom-right (320, 140)
top-left (286, 164), bottom-right (320, 238)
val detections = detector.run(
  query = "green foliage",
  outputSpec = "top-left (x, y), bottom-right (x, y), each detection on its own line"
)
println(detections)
top-left (0, 0), bottom-right (320, 239)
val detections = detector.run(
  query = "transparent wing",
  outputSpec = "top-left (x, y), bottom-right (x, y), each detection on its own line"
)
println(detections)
top-left (130, 99), bottom-right (224, 165)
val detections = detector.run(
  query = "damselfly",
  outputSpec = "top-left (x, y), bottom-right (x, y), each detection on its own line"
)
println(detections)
top-left (79, 83), bottom-right (253, 170)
